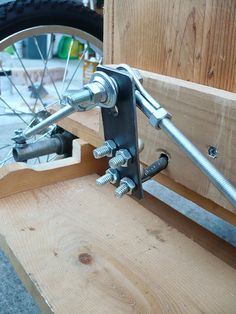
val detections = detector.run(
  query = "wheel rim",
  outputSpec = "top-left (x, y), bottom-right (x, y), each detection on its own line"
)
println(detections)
top-left (0, 25), bottom-right (103, 167)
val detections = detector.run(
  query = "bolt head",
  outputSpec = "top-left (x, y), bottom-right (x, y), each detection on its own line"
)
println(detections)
top-left (85, 82), bottom-right (104, 104)
top-left (208, 146), bottom-right (218, 159)
top-left (106, 168), bottom-right (120, 184)
top-left (120, 177), bottom-right (136, 194)
top-left (116, 149), bottom-right (132, 167)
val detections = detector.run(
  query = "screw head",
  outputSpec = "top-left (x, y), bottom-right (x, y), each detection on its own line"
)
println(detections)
top-left (208, 146), bottom-right (218, 159)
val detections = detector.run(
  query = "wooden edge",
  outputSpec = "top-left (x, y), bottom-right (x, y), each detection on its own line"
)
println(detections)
top-left (137, 192), bottom-right (236, 269)
top-left (0, 139), bottom-right (107, 200)
top-left (0, 234), bottom-right (53, 314)
top-left (104, 0), bottom-right (115, 64)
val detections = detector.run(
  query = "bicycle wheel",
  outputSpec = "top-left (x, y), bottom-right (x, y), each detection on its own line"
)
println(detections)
top-left (0, 0), bottom-right (103, 166)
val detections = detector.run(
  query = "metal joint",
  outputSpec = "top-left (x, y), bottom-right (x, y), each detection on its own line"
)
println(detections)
top-left (149, 108), bottom-right (172, 129)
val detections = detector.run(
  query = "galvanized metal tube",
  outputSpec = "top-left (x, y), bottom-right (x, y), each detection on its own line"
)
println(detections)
top-left (13, 138), bottom-right (62, 162)
top-left (159, 118), bottom-right (236, 207)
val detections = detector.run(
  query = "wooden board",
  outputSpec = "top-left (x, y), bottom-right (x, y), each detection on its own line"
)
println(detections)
top-left (138, 70), bottom-right (236, 212)
top-left (104, 0), bottom-right (236, 92)
top-left (52, 68), bottom-right (236, 222)
top-left (0, 139), bottom-right (106, 199)
top-left (0, 173), bottom-right (236, 313)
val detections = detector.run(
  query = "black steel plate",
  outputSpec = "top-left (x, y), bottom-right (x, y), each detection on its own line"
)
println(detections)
top-left (98, 65), bottom-right (143, 199)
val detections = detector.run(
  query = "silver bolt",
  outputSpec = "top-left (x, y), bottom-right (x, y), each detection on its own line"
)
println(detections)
top-left (94, 145), bottom-right (110, 159)
top-left (115, 177), bottom-right (136, 198)
top-left (115, 183), bottom-right (130, 198)
top-left (93, 140), bottom-right (116, 159)
top-left (109, 154), bottom-right (125, 168)
top-left (109, 149), bottom-right (132, 168)
top-left (96, 168), bottom-right (120, 186)
top-left (96, 173), bottom-right (113, 186)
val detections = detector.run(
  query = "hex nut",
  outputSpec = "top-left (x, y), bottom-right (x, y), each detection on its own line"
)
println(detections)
top-left (149, 108), bottom-right (171, 129)
top-left (116, 149), bottom-right (132, 167)
top-left (106, 168), bottom-right (120, 184)
top-left (85, 82), bottom-right (105, 104)
top-left (120, 177), bottom-right (136, 194)
top-left (104, 140), bottom-right (117, 157)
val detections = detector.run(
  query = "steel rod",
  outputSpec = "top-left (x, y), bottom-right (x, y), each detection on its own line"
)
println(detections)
top-left (23, 89), bottom-right (91, 140)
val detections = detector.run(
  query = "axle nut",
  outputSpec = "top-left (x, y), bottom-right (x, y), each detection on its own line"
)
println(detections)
top-left (85, 82), bottom-right (106, 104)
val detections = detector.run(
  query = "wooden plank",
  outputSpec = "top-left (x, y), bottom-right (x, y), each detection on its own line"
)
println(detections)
top-left (0, 174), bottom-right (236, 313)
top-left (0, 139), bottom-right (106, 200)
top-left (104, 0), bottom-right (236, 92)
top-left (52, 68), bottom-right (236, 221)
top-left (138, 70), bottom-right (236, 212)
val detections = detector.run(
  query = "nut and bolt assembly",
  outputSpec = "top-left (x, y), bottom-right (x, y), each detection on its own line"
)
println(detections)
top-left (96, 168), bottom-right (120, 186)
top-left (109, 149), bottom-right (132, 169)
top-left (115, 177), bottom-right (136, 198)
top-left (93, 140), bottom-right (117, 159)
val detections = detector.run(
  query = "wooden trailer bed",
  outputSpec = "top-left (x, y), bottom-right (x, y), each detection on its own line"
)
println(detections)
top-left (0, 141), bottom-right (235, 313)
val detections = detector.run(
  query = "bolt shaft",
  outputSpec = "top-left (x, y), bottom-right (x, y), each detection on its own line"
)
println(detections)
top-left (109, 154), bottom-right (125, 169)
top-left (115, 183), bottom-right (130, 198)
top-left (93, 145), bottom-right (111, 159)
top-left (96, 173), bottom-right (113, 186)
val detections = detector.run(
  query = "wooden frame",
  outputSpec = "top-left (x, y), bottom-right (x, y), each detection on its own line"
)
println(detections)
top-left (0, 140), bottom-right (235, 313)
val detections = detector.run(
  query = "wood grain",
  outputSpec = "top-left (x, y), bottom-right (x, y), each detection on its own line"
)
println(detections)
top-left (104, 0), bottom-right (236, 92)
top-left (0, 175), bottom-right (236, 313)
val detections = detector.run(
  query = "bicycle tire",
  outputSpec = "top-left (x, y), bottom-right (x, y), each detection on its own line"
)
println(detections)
top-left (0, 0), bottom-right (103, 43)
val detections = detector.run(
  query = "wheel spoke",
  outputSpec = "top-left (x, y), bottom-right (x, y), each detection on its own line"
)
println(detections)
top-left (0, 65), bottom-right (35, 115)
top-left (33, 36), bottom-right (62, 101)
top-left (61, 37), bottom-right (74, 96)
top-left (65, 46), bottom-right (88, 92)
top-left (0, 97), bottom-right (29, 125)
top-left (32, 34), bottom-right (55, 112)
top-left (0, 144), bottom-right (11, 150)
top-left (13, 43), bottom-right (45, 108)
top-left (0, 148), bottom-right (13, 167)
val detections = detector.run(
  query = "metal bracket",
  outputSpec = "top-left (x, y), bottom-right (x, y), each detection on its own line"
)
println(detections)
top-left (98, 65), bottom-right (143, 199)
